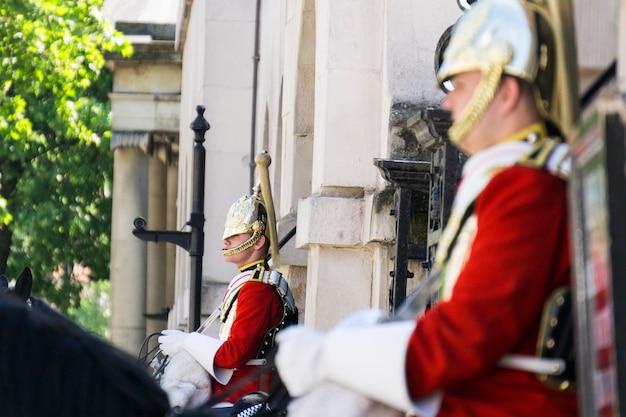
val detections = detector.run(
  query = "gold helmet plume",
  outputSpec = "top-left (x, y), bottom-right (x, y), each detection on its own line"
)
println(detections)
top-left (254, 152), bottom-right (280, 267)
top-left (437, 0), bottom-right (580, 143)
top-left (525, 0), bottom-right (580, 136)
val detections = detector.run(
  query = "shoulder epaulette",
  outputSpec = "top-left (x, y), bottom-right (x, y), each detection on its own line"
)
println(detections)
top-left (517, 137), bottom-right (570, 179)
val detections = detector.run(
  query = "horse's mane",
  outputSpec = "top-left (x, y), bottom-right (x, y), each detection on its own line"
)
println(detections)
top-left (29, 295), bottom-right (68, 319)
top-left (0, 297), bottom-right (170, 417)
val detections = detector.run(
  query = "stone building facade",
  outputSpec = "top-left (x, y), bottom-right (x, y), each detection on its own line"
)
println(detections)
top-left (169, 0), bottom-right (622, 332)
top-left (106, 0), bottom-right (623, 351)
top-left (171, 0), bottom-right (461, 331)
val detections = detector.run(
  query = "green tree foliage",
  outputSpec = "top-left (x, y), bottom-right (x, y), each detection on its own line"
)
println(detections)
top-left (0, 0), bottom-right (131, 310)
top-left (68, 279), bottom-right (111, 338)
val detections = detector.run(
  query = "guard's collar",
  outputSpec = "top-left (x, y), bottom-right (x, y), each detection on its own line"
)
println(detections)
top-left (238, 259), bottom-right (266, 273)
top-left (502, 122), bottom-right (547, 144)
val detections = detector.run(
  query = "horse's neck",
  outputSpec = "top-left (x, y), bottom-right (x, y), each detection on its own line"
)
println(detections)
top-left (30, 296), bottom-right (54, 312)
top-left (30, 296), bottom-right (74, 325)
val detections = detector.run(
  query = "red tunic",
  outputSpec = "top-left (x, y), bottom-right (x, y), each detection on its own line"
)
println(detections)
top-left (405, 166), bottom-right (578, 417)
top-left (211, 280), bottom-right (284, 403)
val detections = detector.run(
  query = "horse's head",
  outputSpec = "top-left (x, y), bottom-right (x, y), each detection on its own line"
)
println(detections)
top-left (0, 267), bottom-right (34, 306)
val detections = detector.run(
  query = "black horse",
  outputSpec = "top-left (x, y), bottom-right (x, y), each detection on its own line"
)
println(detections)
top-left (0, 269), bottom-right (171, 417)
top-left (1, 268), bottom-right (283, 417)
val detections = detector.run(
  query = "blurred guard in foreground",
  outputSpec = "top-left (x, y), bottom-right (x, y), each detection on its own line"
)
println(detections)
top-left (275, 0), bottom-right (579, 416)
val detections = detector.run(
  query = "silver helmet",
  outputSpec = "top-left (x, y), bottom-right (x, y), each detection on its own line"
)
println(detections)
top-left (221, 193), bottom-right (267, 257)
top-left (437, 0), bottom-right (579, 142)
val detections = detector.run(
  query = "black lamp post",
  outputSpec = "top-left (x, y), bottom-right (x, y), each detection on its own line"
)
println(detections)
top-left (133, 105), bottom-right (210, 331)
top-left (374, 158), bottom-right (431, 312)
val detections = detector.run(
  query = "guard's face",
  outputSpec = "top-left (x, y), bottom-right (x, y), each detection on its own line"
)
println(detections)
top-left (442, 70), bottom-right (496, 155)
top-left (442, 71), bottom-right (480, 123)
top-left (222, 232), bottom-right (255, 265)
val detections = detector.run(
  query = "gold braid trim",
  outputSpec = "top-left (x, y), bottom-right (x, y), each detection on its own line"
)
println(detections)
top-left (221, 221), bottom-right (266, 257)
top-left (518, 138), bottom-right (559, 168)
top-left (448, 62), bottom-right (507, 144)
top-left (237, 259), bottom-right (265, 273)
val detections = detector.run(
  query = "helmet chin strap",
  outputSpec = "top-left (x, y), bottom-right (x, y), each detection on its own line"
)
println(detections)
top-left (447, 61), bottom-right (508, 144)
top-left (221, 221), bottom-right (266, 257)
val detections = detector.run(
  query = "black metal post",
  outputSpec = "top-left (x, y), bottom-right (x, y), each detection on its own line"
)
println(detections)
top-left (188, 105), bottom-right (210, 331)
top-left (132, 105), bottom-right (210, 332)
top-left (391, 188), bottom-right (412, 310)
top-left (604, 113), bottom-right (626, 415)
top-left (249, 0), bottom-right (262, 193)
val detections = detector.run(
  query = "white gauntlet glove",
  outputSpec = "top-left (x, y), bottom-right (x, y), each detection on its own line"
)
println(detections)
top-left (276, 314), bottom-right (438, 415)
top-left (275, 309), bottom-right (385, 397)
top-left (275, 326), bottom-right (325, 396)
top-left (158, 329), bottom-right (188, 356)
top-left (158, 330), bottom-right (234, 385)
